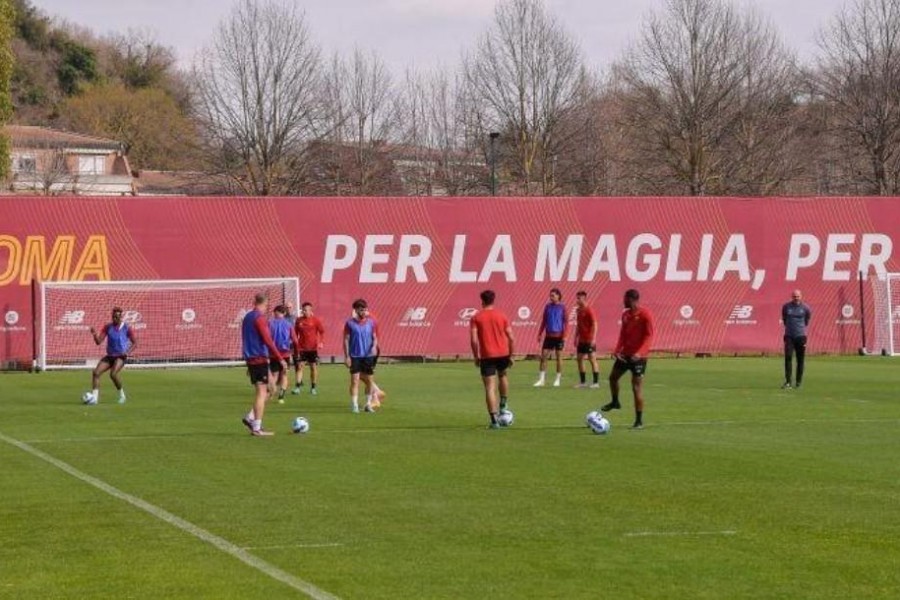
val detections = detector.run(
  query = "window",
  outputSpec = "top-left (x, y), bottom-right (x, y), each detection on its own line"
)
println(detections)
top-left (13, 154), bottom-right (36, 174)
top-left (78, 155), bottom-right (105, 175)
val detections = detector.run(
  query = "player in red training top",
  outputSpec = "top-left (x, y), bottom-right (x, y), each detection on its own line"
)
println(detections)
top-left (601, 289), bottom-right (654, 429)
top-left (88, 307), bottom-right (137, 405)
top-left (573, 291), bottom-right (601, 389)
top-left (470, 289), bottom-right (516, 429)
top-left (292, 302), bottom-right (325, 396)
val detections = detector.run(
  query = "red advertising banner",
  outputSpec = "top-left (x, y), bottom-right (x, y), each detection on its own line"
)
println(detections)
top-left (1, 196), bottom-right (898, 366)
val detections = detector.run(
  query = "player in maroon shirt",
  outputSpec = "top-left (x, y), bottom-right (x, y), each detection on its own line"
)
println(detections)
top-left (601, 289), bottom-right (654, 429)
top-left (573, 291), bottom-right (601, 389)
top-left (292, 302), bottom-right (325, 396)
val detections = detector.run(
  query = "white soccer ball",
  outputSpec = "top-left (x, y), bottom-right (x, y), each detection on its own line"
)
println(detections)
top-left (82, 391), bottom-right (97, 405)
top-left (291, 416), bottom-right (310, 434)
top-left (498, 410), bottom-right (514, 427)
top-left (589, 415), bottom-right (611, 435)
top-left (585, 410), bottom-right (600, 427)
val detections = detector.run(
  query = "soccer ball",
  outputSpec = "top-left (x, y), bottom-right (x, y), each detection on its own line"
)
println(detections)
top-left (82, 391), bottom-right (97, 405)
top-left (588, 414), bottom-right (611, 435)
top-left (290, 416), bottom-right (310, 434)
top-left (585, 410), bottom-right (600, 427)
top-left (498, 410), bottom-right (514, 427)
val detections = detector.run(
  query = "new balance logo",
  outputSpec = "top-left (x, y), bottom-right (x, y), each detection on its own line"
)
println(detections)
top-left (399, 307), bottom-right (431, 328)
top-left (59, 310), bottom-right (85, 325)
top-left (726, 305), bottom-right (757, 325)
top-left (402, 307), bottom-right (428, 322)
top-left (729, 305), bottom-right (753, 320)
top-left (122, 310), bottom-right (142, 324)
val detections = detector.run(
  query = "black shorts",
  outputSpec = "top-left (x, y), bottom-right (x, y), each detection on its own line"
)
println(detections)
top-left (297, 351), bottom-right (319, 364)
top-left (247, 363), bottom-right (270, 385)
top-left (479, 356), bottom-right (511, 377)
top-left (542, 337), bottom-right (565, 351)
top-left (614, 357), bottom-right (648, 377)
top-left (100, 355), bottom-right (127, 367)
top-left (576, 343), bottom-right (596, 355)
top-left (350, 357), bottom-right (376, 375)
top-left (269, 357), bottom-right (287, 374)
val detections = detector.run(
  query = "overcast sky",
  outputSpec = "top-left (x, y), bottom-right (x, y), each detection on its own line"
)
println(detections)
top-left (36, 0), bottom-right (847, 73)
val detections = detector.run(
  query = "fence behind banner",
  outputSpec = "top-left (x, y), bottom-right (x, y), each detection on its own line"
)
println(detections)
top-left (1, 196), bottom-right (898, 368)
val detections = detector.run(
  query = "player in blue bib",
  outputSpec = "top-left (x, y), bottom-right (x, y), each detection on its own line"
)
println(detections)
top-left (88, 307), bottom-right (137, 404)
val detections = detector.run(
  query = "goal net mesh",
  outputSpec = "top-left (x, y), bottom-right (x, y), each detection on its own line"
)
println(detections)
top-left (870, 273), bottom-right (900, 357)
top-left (38, 278), bottom-right (300, 369)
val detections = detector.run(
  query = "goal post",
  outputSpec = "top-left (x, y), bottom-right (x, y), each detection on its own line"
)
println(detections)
top-left (869, 273), bottom-right (900, 357)
top-left (36, 278), bottom-right (300, 370)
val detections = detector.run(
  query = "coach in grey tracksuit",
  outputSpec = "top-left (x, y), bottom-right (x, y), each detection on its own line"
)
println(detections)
top-left (782, 290), bottom-right (812, 389)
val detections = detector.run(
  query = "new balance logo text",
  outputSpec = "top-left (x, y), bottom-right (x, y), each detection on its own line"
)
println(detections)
top-left (399, 307), bottom-right (430, 328)
top-left (725, 305), bottom-right (757, 325)
top-left (59, 310), bottom-right (85, 325)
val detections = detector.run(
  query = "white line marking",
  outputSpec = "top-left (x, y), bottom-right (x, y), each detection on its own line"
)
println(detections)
top-left (624, 530), bottom-right (737, 538)
top-left (0, 431), bottom-right (339, 600)
top-left (244, 543), bottom-right (343, 551)
top-left (24, 435), bottom-right (180, 444)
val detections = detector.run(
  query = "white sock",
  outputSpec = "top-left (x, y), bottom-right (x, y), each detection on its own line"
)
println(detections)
top-left (365, 394), bottom-right (373, 406)
top-left (351, 394), bottom-right (359, 408)
top-left (119, 388), bottom-right (126, 397)
top-left (555, 373), bottom-right (562, 382)
top-left (252, 419), bottom-right (262, 431)
top-left (92, 389), bottom-right (99, 400)
top-left (245, 410), bottom-right (255, 422)
top-left (538, 371), bottom-right (546, 381)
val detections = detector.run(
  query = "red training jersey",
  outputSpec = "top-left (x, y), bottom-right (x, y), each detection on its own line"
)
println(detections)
top-left (576, 306), bottom-right (597, 344)
top-left (470, 308), bottom-right (512, 359)
top-left (294, 316), bottom-right (325, 352)
top-left (615, 307), bottom-right (654, 358)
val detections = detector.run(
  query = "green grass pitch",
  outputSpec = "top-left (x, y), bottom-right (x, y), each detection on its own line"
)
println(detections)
top-left (1, 357), bottom-right (899, 599)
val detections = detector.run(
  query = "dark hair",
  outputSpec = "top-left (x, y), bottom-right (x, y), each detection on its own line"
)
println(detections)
top-left (576, 290), bottom-right (587, 298)
top-left (302, 301), bottom-right (313, 309)
top-left (625, 289), bottom-right (640, 301)
top-left (352, 299), bottom-right (368, 310)
top-left (480, 289), bottom-right (496, 306)
top-left (550, 288), bottom-right (562, 299)
top-left (112, 306), bottom-right (123, 315)
top-left (254, 293), bottom-right (268, 305)
top-left (273, 305), bottom-right (286, 315)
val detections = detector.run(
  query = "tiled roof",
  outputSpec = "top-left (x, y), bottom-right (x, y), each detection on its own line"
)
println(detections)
top-left (4, 125), bottom-right (124, 150)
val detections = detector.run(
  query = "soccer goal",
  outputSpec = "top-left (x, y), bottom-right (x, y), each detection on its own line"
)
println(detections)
top-left (35, 278), bottom-right (300, 370)
top-left (869, 273), bottom-right (900, 356)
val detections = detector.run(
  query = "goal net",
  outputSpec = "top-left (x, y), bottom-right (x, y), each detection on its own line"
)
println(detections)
top-left (870, 273), bottom-right (900, 357)
top-left (37, 278), bottom-right (300, 370)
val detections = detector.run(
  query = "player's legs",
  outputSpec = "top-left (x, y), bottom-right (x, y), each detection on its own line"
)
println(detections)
top-left (252, 382), bottom-right (272, 435)
top-left (535, 348), bottom-right (550, 386)
top-left (482, 374), bottom-right (500, 427)
top-left (349, 371), bottom-right (361, 412)
top-left (109, 358), bottom-right (127, 403)
top-left (783, 336), bottom-right (794, 387)
top-left (795, 336), bottom-right (807, 387)
top-left (631, 373), bottom-right (645, 429)
top-left (310, 361), bottom-right (319, 394)
top-left (602, 362), bottom-right (627, 411)
top-left (588, 352), bottom-right (600, 387)
top-left (293, 360), bottom-right (305, 393)
top-left (576, 353), bottom-right (587, 387)
top-left (91, 360), bottom-right (111, 402)
top-left (554, 348), bottom-right (563, 375)
top-left (277, 367), bottom-right (288, 401)
top-left (498, 367), bottom-right (510, 412)
top-left (362, 373), bottom-right (376, 411)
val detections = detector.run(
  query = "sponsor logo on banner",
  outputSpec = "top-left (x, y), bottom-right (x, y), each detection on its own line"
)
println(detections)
top-left (1, 310), bottom-right (24, 333)
top-left (725, 305), bottom-right (757, 326)
top-left (55, 310), bottom-right (89, 331)
top-left (513, 306), bottom-right (538, 327)
top-left (675, 304), bottom-right (700, 327)
top-left (122, 310), bottom-right (147, 330)
top-left (228, 308), bottom-right (250, 329)
top-left (454, 308), bottom-right (477, 327)
top-left (177, 308), bottom-right (202, 331)
top-left (398, 307), bottom-right (431, 328)
top-left (836, 303), bottom-right (860, 326)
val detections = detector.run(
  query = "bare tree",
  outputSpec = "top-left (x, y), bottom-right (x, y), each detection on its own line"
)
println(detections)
top-left (464, 0), bottom-right (587, 195)
top-left (192, 0), bottom-right (328, 195)
top-left (816, 0), bottom-right (900, 195)
top-left (321, 49), bottom-right (399, 194)
top-left (616, 0), bottom-right (798, 196)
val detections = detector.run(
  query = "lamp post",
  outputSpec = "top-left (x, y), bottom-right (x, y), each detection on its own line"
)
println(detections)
top-left (489, 132), bottom-right (500, 196)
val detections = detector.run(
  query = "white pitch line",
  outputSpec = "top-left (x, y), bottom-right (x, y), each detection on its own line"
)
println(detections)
top-left (23, 435), bottom-right (180, 444)
top-left (244, 543), bottom-right (344, 551)
top-left (624, 530), bottom-right (738, 538)
top-left (0, 431), bottom-right (339, 600)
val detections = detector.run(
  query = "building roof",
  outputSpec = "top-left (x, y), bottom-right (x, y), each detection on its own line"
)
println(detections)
top-left (4, 125), bottom-right (125, 151)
